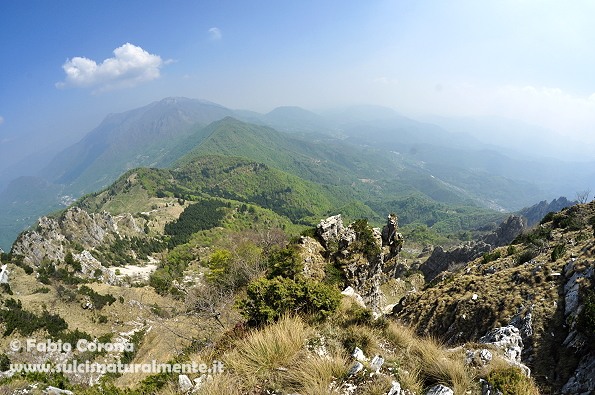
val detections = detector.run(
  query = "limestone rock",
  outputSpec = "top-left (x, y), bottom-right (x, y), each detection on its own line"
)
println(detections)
top-left (0, 264), bottom-right (8, 284)
top-left (316, 214), bottom-right (344, 249)
top-left (342, 286), bottom-right (366, 308)
top-left (420, 241), bottom-right (491, 282)
top-left (482, 215), bottom-right (526, 247)
top-left (381, 213), bottom-right (404, 259)
top-left (11, 207), bottom-right (145, 268)
top-left (178, 374), bottom-right (193, 392)
top-left (44, 387), bottom-right (74, 395)
top-left (420, 215), bottom-right (525, 282)
top-left (479, 326), bottom-right (523, 363)
top-left (425, 384), bottom-right (454, 395)
top-left (561, 353), bottom-right (595, 395)
top-left (387, 381), bottom-right (402, 395)
top-left (298, 236), bottom-right (326, 281)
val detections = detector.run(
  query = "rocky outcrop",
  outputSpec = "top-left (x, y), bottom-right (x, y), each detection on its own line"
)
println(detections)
top-left (482, 215), bottom-right (526, 247)
top-left (316, 214), bottom-right (345, 250)
top-left (0, 264), bottom-right (8, 284)
top-left (11, 207), bottom-right (145, 267)
top-left (425, 384), bottom-right (454, 395)
top-left (519, 196), bottom-right (575, 227)
top-left (561, 353), bottom-right (595, 395)
top-left (479, 325), bottom-right (531, 376)
top-left (420, 241), bottom-right (492, 282)
top-left (298, 235), bottom-right (326, 281)
top-left (381, 213), bottom-right (404, 260)
top-left (420, 215), bottom-right (526, 282)
top-left (312, 214), bottom-right (404, 312)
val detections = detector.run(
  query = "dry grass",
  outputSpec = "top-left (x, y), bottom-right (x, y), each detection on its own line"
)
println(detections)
top-left (224, 315), bottom-right (310, 388)
top-left (193, 374), bottom-right (244, 395)
top-left (384, 322), bottom-right (474, 393)
top-left (284, 354), bottom-right (348, 395)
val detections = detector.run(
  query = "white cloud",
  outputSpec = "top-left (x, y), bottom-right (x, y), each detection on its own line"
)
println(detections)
top-left (56, 43), bottom-right (166, 92)
top-left (208, 27), bottom-right (222, 40)
top-left (0, 116), bottom-right (4, 126)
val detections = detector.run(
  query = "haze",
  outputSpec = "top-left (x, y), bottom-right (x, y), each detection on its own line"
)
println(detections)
top-left (1, 0), bottom-right (595, 174)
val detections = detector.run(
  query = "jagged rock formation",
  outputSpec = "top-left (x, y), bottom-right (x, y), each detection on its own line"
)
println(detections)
top-left (382, 213), bottom-right (404, 260)
top-left (420, 215), bottom-right (526, 282)
top-left (305, 214), bottom-right (404, 312)
top-left (519, 196), bottom-right (575, 227)
top-left (10, 207), bottom-right (147, 284)
top-left (11, 207), bottom-right (144, 267)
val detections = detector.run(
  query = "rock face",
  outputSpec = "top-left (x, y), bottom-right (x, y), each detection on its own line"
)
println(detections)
top-left (381, 213), bottom-right (404, 260)
top-left (11, 207), bottom-right (144, 267)
top-left (561, 353), bottom-right (595, 395)
top-left (316, 214), bottom-right (345, 250)
top-left (482, 215), bottom-right (526, 247)
top-left (312, 214), bottom-right (403, 311)
top-left (420, 215), bottom-right (526, 282)
top-left (420, 241), bottom-right (492, 282)
top-left (519, 196), bottom-right (575, 227)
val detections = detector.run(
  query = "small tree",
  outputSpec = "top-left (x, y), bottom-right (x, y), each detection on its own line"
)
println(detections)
top-left (576, 189), bottom-right (591, 204)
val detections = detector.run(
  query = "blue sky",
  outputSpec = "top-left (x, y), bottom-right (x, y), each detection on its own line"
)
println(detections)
top-left (1, 0), bottom-right (595, 169)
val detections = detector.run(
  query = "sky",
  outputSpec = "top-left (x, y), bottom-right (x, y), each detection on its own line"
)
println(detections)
top-left (1, 0), bottom-right (595, 171)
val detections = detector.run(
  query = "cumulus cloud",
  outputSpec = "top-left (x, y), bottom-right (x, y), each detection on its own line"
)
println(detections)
top-left (208, 27), bottom-right (222, 40)
top-left (56, 43), bottom-right (166, 92)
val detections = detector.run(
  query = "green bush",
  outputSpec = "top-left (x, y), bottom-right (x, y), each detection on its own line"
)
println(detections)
top-left (0, 299), bottom-right (67, 337)
top-left (486, 367), bottom-right (538, 395)
top-left (0, 353), bottom-right (10, 371)
top-left (579, 288), bottom-right (595, 342)
top-left (551, 244), bottom-right (566, 261)
top-left (350, 219), bottom-right (381, 259)
top-left (482, 250), bottom-right (501, 264)
top-left (238, 276), bottom-right (341, 325)
top-left (267, 245), bottom-right (303, 280)
top-left (78, 285), bottom-right (116, 309)
top-left (516, 249), bottom-right (538, 265)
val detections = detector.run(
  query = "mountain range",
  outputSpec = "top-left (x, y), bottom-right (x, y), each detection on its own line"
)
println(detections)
top-left (1, 97), bottom-right (593, 250)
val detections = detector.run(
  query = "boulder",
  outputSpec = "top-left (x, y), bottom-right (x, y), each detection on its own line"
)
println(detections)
top-left (178, 374), bottom-right (193, 392)
top-left (425, 384), bottom-right (454, 395)
top-left (0, 264), bottom-right (8, 284)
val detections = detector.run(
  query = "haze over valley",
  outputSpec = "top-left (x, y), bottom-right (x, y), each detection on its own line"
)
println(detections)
top-left (1, 2), bottom-right (595, 395)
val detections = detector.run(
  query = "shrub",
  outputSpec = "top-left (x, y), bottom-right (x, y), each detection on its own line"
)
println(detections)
top-left (239, 277), bottom-right (341, 325)
top-left (516, 249), bottom-right (538, 265)
top-left (1, 283), bottom-right (12, 295)
top-left (551, 243), bottom-right (566, 261)
top-left (78, 285), bottom-right (116, 309)
top-left (579, 288), bottom-right (595, 342)
top-left (0, 353), bottom-right (10, 371)
top-left (487, 367), bottom-right (539, 395)
top-left (482, 250), bottom-right (501, 264)
top-left (267, 245), bottom-right (303, 280)
top-left (350, 219), bottom-right (381, 260)
top-left (0, 299), bottom-right (68, 338)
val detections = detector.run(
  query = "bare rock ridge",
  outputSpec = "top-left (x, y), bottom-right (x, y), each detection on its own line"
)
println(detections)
top-left (10, 206), bottom-right (147, 283)
top-left (420, 215), bottom-right (526, 282)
